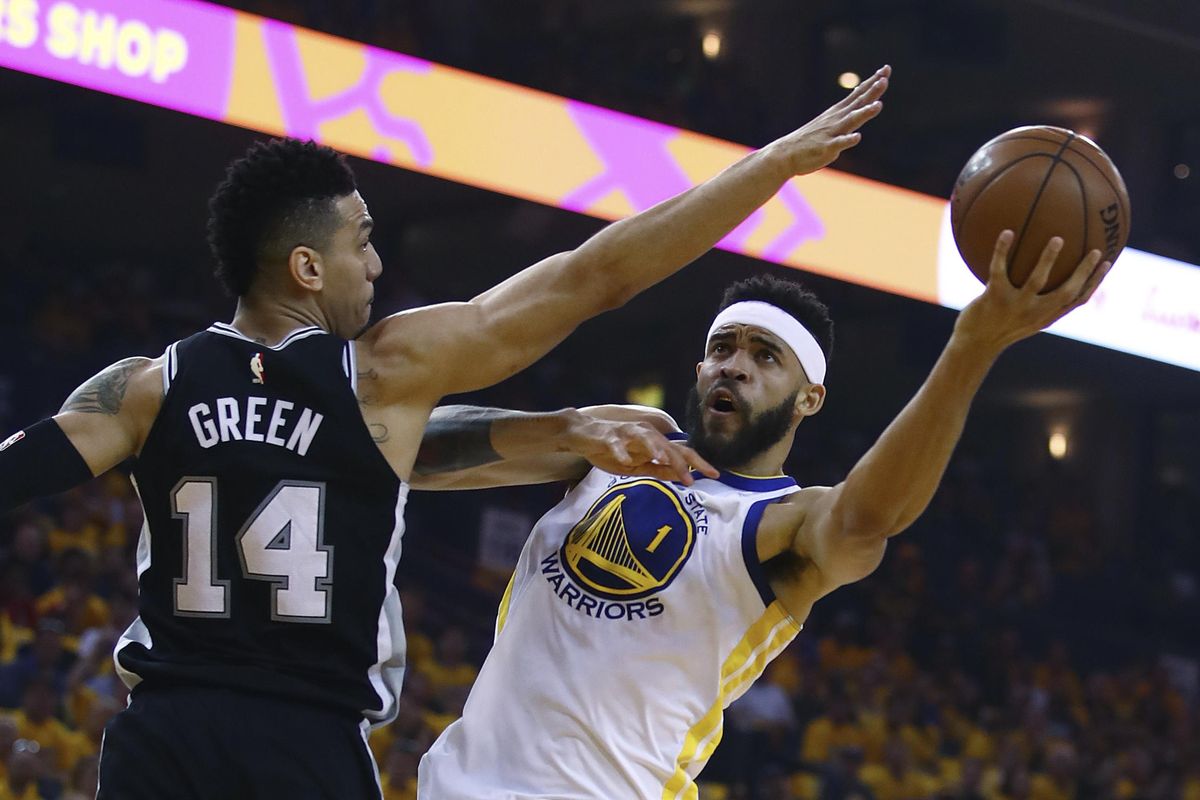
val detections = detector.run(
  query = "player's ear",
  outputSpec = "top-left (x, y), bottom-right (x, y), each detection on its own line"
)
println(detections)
top-left (288, 246), bottom-right (323, 292)
top-left (695, 361), bottom-right (703, 378)
top-left (794, 383), bottom-right (825, 420)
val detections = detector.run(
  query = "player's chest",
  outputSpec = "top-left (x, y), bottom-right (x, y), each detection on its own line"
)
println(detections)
top-left (531, 479), bottom-right (748, 623)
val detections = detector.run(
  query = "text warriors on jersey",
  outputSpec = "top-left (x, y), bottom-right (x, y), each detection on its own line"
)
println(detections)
top-left (540, 476), bottom-right (710, 622)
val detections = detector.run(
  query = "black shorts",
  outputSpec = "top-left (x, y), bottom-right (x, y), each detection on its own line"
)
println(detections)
top-left (97, 684), bottom-right (382, 800)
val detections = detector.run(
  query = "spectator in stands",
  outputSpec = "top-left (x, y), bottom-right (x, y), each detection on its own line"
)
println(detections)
top-left (0, 620), bottom-right (74, 707)
top-left (60, 755), bottom-right (98, 800)
top-left (11, 678), bottom-right (76, 780)
top-left (418, 626), bottom-right (477, 695)
top-left (381, 741), bottom-right (420, 800)
top-left (0, 740), bottom-right (45, 800)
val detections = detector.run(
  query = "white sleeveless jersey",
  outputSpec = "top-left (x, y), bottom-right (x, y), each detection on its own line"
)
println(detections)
top-left (419, 453), bottom-right (803, 799)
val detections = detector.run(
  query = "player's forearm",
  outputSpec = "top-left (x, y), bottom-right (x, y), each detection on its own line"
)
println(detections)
top-left (567, 147), bottom-right (793, 309)
top-left (412, 406), bottom-right (586, 488)
top-left (834, 330), bottom-right (1004, 538)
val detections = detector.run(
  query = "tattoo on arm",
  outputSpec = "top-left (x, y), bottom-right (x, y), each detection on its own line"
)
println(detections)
top-left (60, 358), bottom-right (145, 415)
top-left (368, 423), bottom-right (389, 443)
top-left (411, 406), bottom-right (504, 476)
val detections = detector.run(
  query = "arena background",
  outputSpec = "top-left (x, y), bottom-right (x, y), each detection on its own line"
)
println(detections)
top-left (1, 1), bottom-right (1199, 798)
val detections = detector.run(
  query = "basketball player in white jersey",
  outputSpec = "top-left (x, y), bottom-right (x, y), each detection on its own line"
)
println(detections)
top-left (0, 69), bottom-right (890, 799)
top-left (418, 230), bottom-right (1112, 798)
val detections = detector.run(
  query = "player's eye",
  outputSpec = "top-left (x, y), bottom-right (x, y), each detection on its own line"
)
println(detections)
top-left (759, 350), bottom-right (776, 362)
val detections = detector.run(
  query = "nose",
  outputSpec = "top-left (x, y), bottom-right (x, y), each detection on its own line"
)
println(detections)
top-left (367, 249), bottom-right (383, 282)
top-left (719, 357), bottom-right (749, 382)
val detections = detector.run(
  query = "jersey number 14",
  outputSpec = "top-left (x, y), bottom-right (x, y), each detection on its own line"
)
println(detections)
top-left (170, 478), bottom-right (333, 623)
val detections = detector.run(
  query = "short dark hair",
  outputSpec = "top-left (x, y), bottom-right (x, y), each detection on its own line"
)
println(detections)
top-left (206, 139), bottom-right (357, 296)
top-left (716, 273), bottom-right (835, 368)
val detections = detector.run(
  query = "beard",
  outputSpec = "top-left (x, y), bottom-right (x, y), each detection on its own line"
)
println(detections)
top-left (684, 383), bottom-right (798, 471)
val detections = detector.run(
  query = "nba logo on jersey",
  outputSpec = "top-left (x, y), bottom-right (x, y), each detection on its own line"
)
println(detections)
top-left (0, 431), bottom-right (25, 452)
top-left (560, 479), bottom-right (696, 600)
top-left (250, 352), bottom-right (265, 384)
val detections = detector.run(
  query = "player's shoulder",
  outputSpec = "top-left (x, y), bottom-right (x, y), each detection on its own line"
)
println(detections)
top-left (350, 310), bottom-right (449, 404)
top-left (92, 355), bottom-right (165, 398)
top-left (120, 355), bottom-right (168, 406)
top-left (357, 303), bottom-right (477, 356)
top-left (59, 354), bottom-right (165, 426)
top-left (357, 300), bottom-right (487, 377)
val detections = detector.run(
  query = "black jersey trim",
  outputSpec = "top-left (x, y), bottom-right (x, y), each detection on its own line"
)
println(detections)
top-left (206, 323), bottom-right (327, 350)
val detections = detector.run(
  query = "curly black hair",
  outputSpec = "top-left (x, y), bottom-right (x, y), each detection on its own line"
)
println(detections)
top-left (206, 139), bottom-right (358, 296)
top-left (716, 273), bottom-right (835, 370)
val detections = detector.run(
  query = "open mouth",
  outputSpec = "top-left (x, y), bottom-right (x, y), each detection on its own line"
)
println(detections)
top-left (708, 387), bottom-right (739, 416)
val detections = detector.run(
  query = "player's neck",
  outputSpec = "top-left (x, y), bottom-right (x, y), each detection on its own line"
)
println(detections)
top-left (228, 294), bottom-right (328, 346)
top-left (725, 438), bottom-right (790, 478)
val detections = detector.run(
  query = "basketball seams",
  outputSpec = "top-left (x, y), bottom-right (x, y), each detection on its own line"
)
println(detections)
top-left (1004, 134), bottom-right (1128, 225)
top-left (1053, 157), bottom-right (1090, 265)
top-left (953, 153), bottom-right (1059, 240)
top-left (1008, 133), bottom-right (1075, 274)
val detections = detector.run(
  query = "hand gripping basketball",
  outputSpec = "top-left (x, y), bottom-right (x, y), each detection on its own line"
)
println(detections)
top-left (765, 65), bottom-right (891, 176)
top-left (955, 230), bottom-right (1113, 351)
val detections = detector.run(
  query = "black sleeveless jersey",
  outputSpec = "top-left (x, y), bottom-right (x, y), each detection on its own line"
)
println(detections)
top-left (118, 322), bottom-right (407, 724)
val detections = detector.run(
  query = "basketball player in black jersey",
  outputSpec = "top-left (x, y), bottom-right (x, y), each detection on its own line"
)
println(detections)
top-left (0, 69), bottom-right (890, 798)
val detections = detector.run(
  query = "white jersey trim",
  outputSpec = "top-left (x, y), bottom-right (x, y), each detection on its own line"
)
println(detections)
top-left (161, 340), bottom-right (180, 394)
top-left (205, 322), bottom-right (327, 350)
top-left (363, 483), bottom-right (410, 725)
top-left (343, 342), bottom-right (358, 394)
top-left (360, 719), bottom-right (385, 799)
top-left (114, 476), bottom-right (155, 690)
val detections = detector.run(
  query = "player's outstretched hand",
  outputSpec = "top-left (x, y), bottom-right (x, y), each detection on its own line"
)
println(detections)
top-left (766, 65), bottom-right (890, 177)
top-left (955, 229), bottom-right (1112, 351)
top-left (565, 413), bottom-right (718, 486)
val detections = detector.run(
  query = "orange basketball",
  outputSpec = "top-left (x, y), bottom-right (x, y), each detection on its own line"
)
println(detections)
top-left (950, 125), bottom-right (1131, 290)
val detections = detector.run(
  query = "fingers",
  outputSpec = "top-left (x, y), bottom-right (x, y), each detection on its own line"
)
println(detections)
top-left (840, 100), bottom-right (883, 133)
top-left (677, 445), bottom-right (719, 479)
top-left (830, 132), bottom-right (862, 153)
top-left (622, 429), bottom-right (692, 484)
top-left (606, 439), bottom-right (632, 470)
top-left (987, 230), bottom-right (1015, 286)
top-left (1054, 248), bottom-right (1103, 301)
top-left (836, 65), bottom-right (891, 110)
top-left (616, 431), bottom-right (719, 485)
top-left (1064, 258), bottom-right (1112, 312)
top-left (1023, 237), bottom-right (1064, 294)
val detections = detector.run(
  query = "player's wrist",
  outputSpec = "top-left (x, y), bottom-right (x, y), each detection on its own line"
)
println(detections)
top-left (947, 315), bottom-right (1010, 362)
top-left (554, 408), bottom-right (591, 455)
top-left (753, 141), bottom-right (797, 183)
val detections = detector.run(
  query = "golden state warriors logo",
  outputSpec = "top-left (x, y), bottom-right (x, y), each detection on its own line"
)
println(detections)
top-left (560, 480), bottom-right (695, 600)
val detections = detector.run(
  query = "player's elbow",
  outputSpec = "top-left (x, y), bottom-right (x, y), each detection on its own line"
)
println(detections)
top-left (829, 494), bottom-right (902, 544)
top-left (833, 536), bottom-right (888, 585)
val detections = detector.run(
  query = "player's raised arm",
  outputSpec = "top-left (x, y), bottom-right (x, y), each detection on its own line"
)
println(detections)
top-left (763, 232), bottom-right (1111, 592)
top-left (368, 67), bottom-right (891, 401)
top-left (0, 356), bottom-right (163, 511)
top-left (410, 404), bottom-right (716, 490)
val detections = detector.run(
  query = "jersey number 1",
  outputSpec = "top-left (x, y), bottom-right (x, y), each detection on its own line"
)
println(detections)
top-left (171, 478), bottom-right (333, 623)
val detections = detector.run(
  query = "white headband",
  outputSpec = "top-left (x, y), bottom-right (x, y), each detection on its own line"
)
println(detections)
top-left (706, 301), bottom-right (827, 384)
